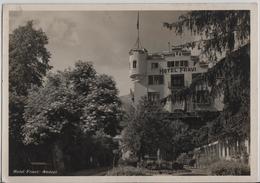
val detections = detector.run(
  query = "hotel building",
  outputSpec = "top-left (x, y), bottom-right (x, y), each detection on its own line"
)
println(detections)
top-left (129, 45), bottom-right (224, 113)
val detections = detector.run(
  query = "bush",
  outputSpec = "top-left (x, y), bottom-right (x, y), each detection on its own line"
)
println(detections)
top-left (211, 160), bottom-right (250, 175)
top-left (176, 152), bottom-right (194, 166)
top-left (143, 161), bottom-right (159, 170)
top-left (141, 160), bottom-right (183, 170)
top-left (160, 161), bottom-right (173, 170)
top-left (176, 153), bottom-right (189, 165)
top-left (117, 158), bottom-right (138, 167)
top-left (188, 159), bottom-right (196, 167)
top-left (106, 166), bottom-right (147, 176)
top-left (172, 162), bottom-right (184, 170)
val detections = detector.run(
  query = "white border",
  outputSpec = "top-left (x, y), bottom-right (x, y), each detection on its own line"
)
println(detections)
top-left (1, 3), bottom-right (259, 183)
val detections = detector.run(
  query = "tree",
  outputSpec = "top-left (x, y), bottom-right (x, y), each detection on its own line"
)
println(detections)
top-left (82, 74), bottom-right (123, 136)
top-left (122, 97), bottom-right (194, 161)
top-left (167, 120), bottom-right (194, 160)
top-left (122, 98), bottom-right (164, 159)
top-left (66, 61), bottom-right (123, 136)
top-left (22, 72), bottom-right (79, 173)
top-left (9, 21), bottom-right (52, 96)
top-left (163, 11), bottom-right (249, 60)
top-left (22, 61), bottom-right (123, 172)
top-left (67, 60), bottom-right (96, 96)
top-left (163, 11), bottom-right (250, 141)
top-left (9, 21), bottom-right (52, 172)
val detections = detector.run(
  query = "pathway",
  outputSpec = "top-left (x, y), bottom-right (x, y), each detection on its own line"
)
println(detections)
top-left (70, 166), bottom-right (112, 176)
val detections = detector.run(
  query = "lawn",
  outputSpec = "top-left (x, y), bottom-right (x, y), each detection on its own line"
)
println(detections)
top-left (106, 166), bottom-right (201, 176)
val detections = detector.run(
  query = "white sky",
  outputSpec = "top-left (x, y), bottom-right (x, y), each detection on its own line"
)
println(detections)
top-left (9, 11), bottom-right (197, 96)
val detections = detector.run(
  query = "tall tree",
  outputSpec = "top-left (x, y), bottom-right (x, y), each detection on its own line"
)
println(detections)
top-left (164, 11), bottom-right (250, 141)
top-left (122, 98), bottom-right (163, 159)
top-left (23, 72), bottom-right (81, 173)
top-left (163, 11), bottom-right (250, 59)
top-left (22, 61), bottom-right (123, 172)
top-left (9, 20), bottom-right (52, 96)
top-left (82, 74), bottom-right (123, 136)
top-left (9, 21), bottom-right (52, 172)
top-left (122, 98), bottom-right (194, 161)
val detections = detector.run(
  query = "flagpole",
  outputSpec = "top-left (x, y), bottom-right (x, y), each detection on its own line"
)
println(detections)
top-left (137, 11), bottom-right (140, 49)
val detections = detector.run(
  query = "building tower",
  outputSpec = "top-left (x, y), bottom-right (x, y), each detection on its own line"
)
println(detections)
top-left (129, 12), bottom-right (148, 82)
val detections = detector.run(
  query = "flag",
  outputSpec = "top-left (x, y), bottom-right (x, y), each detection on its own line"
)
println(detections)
top-left (137, 12), bottom-right (139, 30)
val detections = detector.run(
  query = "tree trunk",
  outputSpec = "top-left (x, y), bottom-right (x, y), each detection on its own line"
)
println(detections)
top-left (52, 140), bottom-right (65, 175)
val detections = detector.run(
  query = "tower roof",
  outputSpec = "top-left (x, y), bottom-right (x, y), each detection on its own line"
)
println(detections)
top-left (129, 48), bottom-right (148, 55)
top-left (132, 12), bottom-right (146, 50)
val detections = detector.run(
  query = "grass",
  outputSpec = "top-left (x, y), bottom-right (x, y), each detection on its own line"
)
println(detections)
top-left (210, 160), bottom-right (250, 175)
top-left (106, 165), bottom-right (193, 176)
top-left (106, 166), bottom-right (148, 176)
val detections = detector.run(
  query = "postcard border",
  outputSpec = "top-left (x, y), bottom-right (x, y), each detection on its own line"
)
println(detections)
top-left (1, 3), bottom-right (259, 182)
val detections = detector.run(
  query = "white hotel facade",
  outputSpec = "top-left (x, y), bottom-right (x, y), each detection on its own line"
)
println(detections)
top-left (128, 45), bottom-right (224, 113)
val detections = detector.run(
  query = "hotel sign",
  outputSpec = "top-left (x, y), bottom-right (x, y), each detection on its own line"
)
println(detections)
top-left (159, 67), bottom-right (196, 74)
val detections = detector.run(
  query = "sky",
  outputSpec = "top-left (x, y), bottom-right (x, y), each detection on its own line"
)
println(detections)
top-left (9, 11), bottom-right (197, 96)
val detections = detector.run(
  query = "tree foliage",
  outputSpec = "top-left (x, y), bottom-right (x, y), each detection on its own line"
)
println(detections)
top-left (23, 61), bottom-right (123, 146)
top-left (122, 98), bottom-right (164, 158)
top-left (122, 98), bottom-right (194, 160)
top-left (9, 21), bottom-right (52, 140)
top-left (22, 61), bottom-right (123, 172)
top-left (23, 72), bottom-right (79, 145)
top-left (189, 44), bottom-right (249, 142)
top-left (9, 21), bottom-right (52, 96)
top-left (164, 11), bottom-right (250, 61)
top-left (82, 74), bottom-right (122, 136)
top-left (9, 21), bottom-right (52, 171)
top-left (164, 11), bottom-right (250, 142)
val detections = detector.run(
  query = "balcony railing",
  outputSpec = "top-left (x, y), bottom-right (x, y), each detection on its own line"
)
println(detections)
top-left (168, 81), bottom-right (185, 90)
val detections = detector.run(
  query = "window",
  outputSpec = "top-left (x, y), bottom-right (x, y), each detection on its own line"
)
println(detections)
top-left (148, 75), bottom-right (164, 85)
top-left (176, 52), bottom-right (181, 56)
top-left (184, 61), bottom-right (188, 67)
top-left (151, 62), bottom-right (159, 69)
top-left (175, 61), bottom-right (180, 67)
top-left (171, 74), bottom-right (184, 88)
top-left (168, 61), bottom-right (187, 67)
top-left (180, 61), bottom-right (184, 67)
top-left (180, 60), bottom-right (188, 67)
top-left (148, 92), bottom-right (160, 102)
top-left (133, 60), bottom-right (137, 68)
top-left (167, 61), bottom-right (174, 67)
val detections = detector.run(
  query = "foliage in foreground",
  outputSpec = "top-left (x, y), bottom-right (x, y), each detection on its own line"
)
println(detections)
top-left (23, 61), bottom-right (122, 145)
top-left (22, 61), bottom-right (123, 172)
top-left (176, 152), bottom-right (196, 167)
top-left (210, 160), bottom-right (250, 175)
top-left (163, 11), bottom-right (250, 142)
top-left (122, 98), bottom-right (194, 161)
top-left (163, 11), bottom-right (249, 61)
